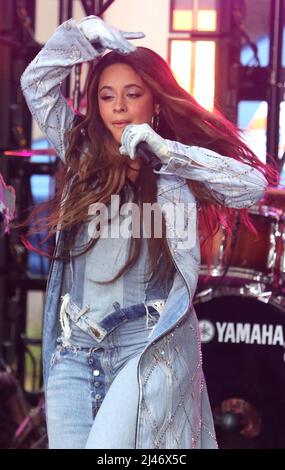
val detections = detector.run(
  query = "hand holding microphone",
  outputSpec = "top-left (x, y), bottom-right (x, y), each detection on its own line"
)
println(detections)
top-left (119, 123), bottom-right (170, 170)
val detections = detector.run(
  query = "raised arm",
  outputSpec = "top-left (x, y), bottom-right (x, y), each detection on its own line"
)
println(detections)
top-left (21, 16), bottom-right (144, 163)
top-left (159, 139), bottom-right (267, 208)
top-left (20, 19), bottom-right (99, 162)
top-left (120, 124), bottom-right (267, 209)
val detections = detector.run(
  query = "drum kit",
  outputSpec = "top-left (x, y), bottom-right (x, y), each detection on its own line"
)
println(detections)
top-left (195, 187), bottom-right (285, 449)
top-left (197, 191), bottom-right (285, 299)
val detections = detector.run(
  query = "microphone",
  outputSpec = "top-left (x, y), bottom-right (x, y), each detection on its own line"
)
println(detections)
top-left (136, 142), bottom-right (163, 171)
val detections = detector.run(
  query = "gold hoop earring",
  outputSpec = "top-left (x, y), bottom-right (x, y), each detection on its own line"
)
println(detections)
top-left (152, 113), bottom-right (160, 132)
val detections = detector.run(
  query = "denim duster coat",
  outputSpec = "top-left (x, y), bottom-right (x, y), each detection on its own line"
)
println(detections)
top-left (21, 19), bottom-right (267, 449)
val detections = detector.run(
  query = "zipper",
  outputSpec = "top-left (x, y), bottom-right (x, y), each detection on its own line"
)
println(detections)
top-left (134, 241), bottom-right (192, 448)
top-left (45, 178), bottom-right (74, 300)
top-left (44, 233), bottom-right (61, 302)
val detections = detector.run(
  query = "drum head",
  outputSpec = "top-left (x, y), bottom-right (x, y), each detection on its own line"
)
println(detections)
top-left (195, 296), bottom-right (285, 449)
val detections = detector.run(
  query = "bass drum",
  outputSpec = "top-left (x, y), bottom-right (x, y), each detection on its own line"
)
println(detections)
top-left (195, 295), bottom-right (285, 449)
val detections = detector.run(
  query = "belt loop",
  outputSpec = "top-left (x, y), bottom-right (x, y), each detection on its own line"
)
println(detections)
top-left (112, 301), bottom-right (121, 313)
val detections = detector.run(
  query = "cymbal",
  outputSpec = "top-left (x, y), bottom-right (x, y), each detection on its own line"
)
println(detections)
top-left (3, 148), bottom-right (57, 157)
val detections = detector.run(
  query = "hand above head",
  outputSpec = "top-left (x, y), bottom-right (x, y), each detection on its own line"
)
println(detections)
top-left (119, 124), bottom-right (170, 163)
top-left (77, 15), bottom-right (145, 55)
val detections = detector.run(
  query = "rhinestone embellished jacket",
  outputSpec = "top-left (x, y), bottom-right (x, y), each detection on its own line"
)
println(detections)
top-left (21, 19), bottom-right (267, 449)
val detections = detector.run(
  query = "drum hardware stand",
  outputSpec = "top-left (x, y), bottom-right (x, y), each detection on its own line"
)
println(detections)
top-left (240, 284), bottom-right (273, 303)
top-left (261, 205), bottom-right (283, 292)
top-left (203, 213), bottom-right (241, 297)
top-left (211, 228), bottom-right (228, 277)
top-left (279, 221), bottom-right (285, 286)
top-left (267, 218), bottom-right (280, 273)
top-left (195, 279), bottom-right (275, 305)
top-left (195, 287), bottom-right (214, 303)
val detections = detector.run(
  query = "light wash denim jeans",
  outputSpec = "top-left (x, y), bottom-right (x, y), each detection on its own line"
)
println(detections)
top-left (46, 302), bottom-right (160, 449)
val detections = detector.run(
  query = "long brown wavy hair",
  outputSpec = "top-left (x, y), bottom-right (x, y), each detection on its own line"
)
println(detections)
top-left (23, 46), bottom-right (277, 284)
